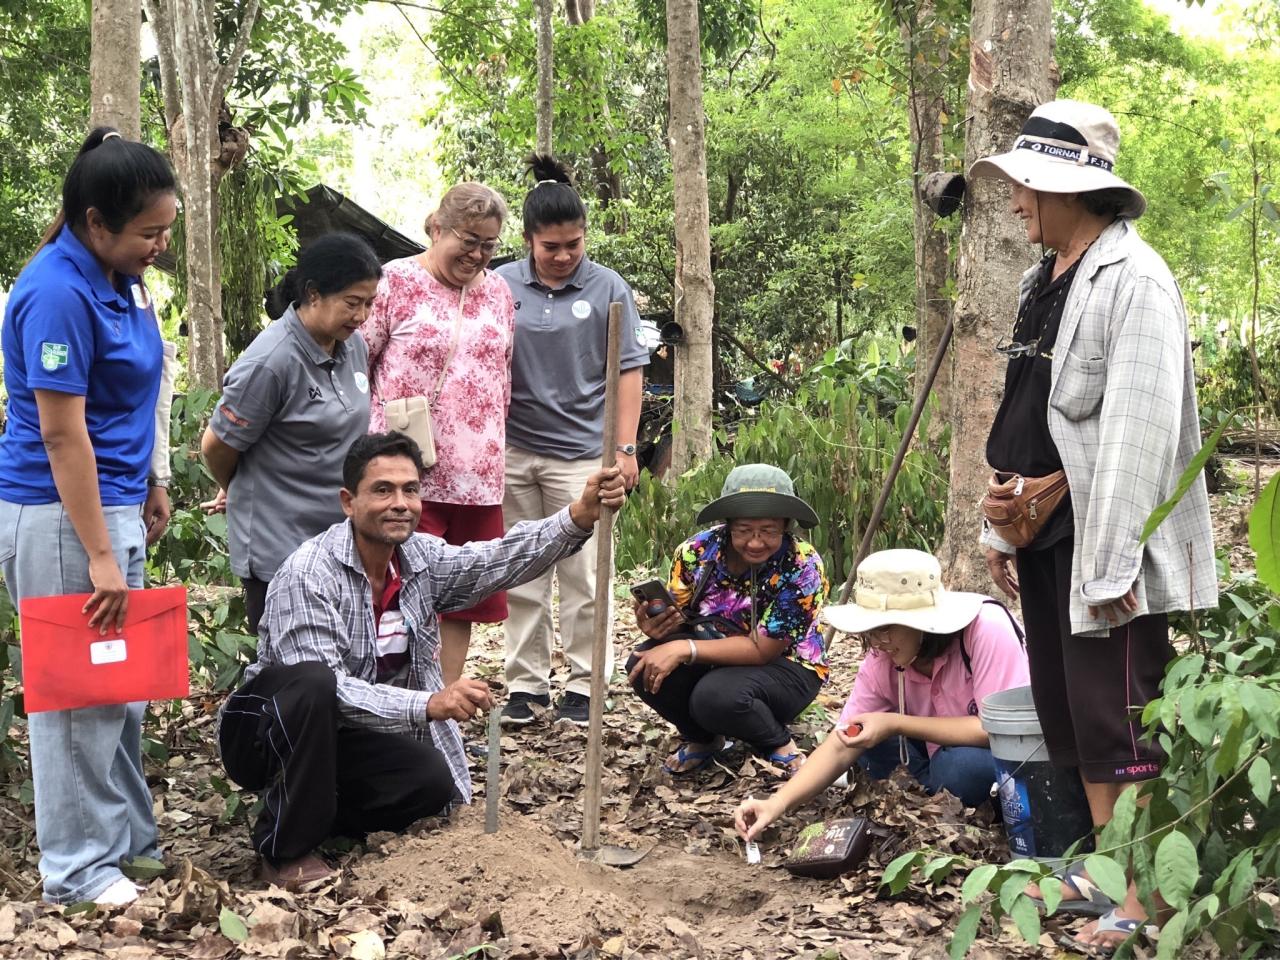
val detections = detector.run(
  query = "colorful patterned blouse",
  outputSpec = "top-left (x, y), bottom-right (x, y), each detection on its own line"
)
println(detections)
top-left (666, 525), bottom-right (830, 681)
top-left (364, 257), bottom-right (515, 505)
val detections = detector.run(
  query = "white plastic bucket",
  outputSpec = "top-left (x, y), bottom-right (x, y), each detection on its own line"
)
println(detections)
top-left (981, 686), bottom-right (1094, 864)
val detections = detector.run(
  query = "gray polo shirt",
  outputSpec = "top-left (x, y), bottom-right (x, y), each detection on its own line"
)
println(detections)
top-left (496, 255), bottom-right (649, 460)
top-left (211, 305), bottom-right (371, 580)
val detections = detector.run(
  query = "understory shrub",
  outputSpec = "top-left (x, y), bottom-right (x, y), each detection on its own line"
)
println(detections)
top-left (884, 474), bottom-right (1280, 958)
top-left (617, 342), bottom-right (948, 587)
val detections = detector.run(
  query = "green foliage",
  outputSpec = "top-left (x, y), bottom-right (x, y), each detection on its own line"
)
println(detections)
top-left (218, 906), bottom-right (249, 943)
top-left (1252, 474), bottom-right (1280, 594)
top-left (1140, 409), bottom-right (1235, 544)
top-left (0, 0), bottom-right (88, 284)
top-left (616, 343), bottom-right (947, 587)
top-left (884, 535), bottom-right (1280, 957)
top-left (146, 389), bottom-right (254, 691)
top-left (1196, 308), bottom-right (1280, 421)
top-left (218, 160), bottom-right (298, 359)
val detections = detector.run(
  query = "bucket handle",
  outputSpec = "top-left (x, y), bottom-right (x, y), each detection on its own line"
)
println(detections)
top-left (988, 737), bottom-right (1047, 799)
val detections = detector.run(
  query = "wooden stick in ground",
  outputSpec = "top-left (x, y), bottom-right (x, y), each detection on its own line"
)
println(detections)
top-left (581, 301), bottom-right (622, 852)
top-left (484, 703), bottom-right (501, 834)
top-left (822, 316), bottom-right (955, 643)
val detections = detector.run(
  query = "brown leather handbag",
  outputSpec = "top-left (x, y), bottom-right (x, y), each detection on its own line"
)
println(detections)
top-left (981, 470), bottom-right (1069, 549)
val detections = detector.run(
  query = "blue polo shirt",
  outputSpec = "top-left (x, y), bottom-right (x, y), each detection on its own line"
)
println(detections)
top-left (0, 227), bottom-right (162, 505)
top-left (496, 255), bottom-right (649, 460)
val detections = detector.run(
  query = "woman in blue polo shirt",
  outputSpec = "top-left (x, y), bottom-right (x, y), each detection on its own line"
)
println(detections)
top-left (0, 128), bottom-right (177, 907)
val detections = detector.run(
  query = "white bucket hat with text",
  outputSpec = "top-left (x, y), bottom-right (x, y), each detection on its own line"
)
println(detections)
top-left (968, 99), bottom-right (1146, 219)
top-left (822, 549), bottom-right (986, 636)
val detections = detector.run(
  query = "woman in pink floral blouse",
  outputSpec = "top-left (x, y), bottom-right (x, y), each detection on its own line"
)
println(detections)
top-left (364, 183), bottom-right (515, 682)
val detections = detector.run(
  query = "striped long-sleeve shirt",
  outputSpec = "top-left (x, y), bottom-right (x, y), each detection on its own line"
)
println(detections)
top-left (237, 508), bottom-right (592, 802)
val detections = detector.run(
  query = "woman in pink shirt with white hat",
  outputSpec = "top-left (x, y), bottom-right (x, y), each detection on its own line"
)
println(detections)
top-left (735, 549), bottom-right (1028, 835)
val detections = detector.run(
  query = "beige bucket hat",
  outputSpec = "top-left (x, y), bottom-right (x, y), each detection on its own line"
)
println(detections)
top-left (968, 99), bottom-right (1146, 219)
top-left (821, 549), bottom-right (985, 636)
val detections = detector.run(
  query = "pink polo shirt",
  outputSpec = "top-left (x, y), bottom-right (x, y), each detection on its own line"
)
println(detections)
top-left (838, 602), bottom-right (1030, 755)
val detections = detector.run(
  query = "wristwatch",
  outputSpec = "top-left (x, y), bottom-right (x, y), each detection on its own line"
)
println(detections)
top-left (616, 443), bottom-right (637, 456)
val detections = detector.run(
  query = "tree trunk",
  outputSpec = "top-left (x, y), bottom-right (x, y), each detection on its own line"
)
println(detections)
top-left (936, 0), bottom-right (1055, 590)
top-left (144, 0), bottom-right (260, 388)
top-left (666, 0), bottom-right (715, 475)
top-left (90, 0), bottom-right (142, 138)
top-left (565, 0), bottom-right (594, 26)
top-left (902, 0), bottom-right (951, 411)
top-left (535, 0), bottom-right (554, 155)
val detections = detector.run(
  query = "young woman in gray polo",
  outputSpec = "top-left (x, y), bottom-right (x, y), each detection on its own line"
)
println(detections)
top-left (495, 154), bottom-right (649, 727)
top-left (201, 234), bottom-right (382, 633)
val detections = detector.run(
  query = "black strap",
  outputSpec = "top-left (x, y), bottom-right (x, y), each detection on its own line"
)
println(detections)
top-left (959, 599), bottom-right (1026, 677)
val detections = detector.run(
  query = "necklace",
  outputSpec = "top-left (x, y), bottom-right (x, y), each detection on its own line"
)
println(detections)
top-left (1002, 238), bottom-right (1095, 355)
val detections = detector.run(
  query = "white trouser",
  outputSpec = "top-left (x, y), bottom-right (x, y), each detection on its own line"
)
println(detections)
top-left (502, 446), bottom-right (614, 697)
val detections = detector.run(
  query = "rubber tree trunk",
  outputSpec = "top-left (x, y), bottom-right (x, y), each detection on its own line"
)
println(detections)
top-left (666, 0), bottom-right (715, 475)
top-left (936, 0), bottom-right (1056, 590)
top-left (902, 0), bottom-right (952, 412)
top-left (536, 0), bottom-right (554, 155)
top-left (90, 0), bottom-right (142, 139)
top-left (144, 0), bottom-right (260, 389)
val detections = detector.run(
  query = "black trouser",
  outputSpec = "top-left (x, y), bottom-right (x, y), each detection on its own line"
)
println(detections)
top-left (243, 577), bottom-right (270, 635)
top-left (1016, 536), bottom-right (1174, 783)
top-left (219, 661), bottom-right (456, 863)
top-left (626, 641), bottom-right (821, 753)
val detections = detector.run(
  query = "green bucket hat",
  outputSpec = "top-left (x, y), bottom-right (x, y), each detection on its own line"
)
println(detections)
top-left (696, 464), bottom-right (819, 529)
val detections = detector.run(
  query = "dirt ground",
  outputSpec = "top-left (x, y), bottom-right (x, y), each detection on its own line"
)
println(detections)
top-left (0, 465), bottom-right (1272, 959)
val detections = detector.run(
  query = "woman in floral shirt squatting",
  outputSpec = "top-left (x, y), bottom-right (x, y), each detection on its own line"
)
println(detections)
top-left (627, 464), bottom-right (829, 778)
top-left (364, 182), bottom-right (515, 683)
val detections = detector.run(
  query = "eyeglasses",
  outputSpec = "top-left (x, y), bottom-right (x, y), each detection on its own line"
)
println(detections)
top-left (449, 227), bottom-right (500, 255)
top-left (861, 627), bottom-right (894, 648)
top-left (728, 522), bottom-right (786, 541)
top-left (994, 335), bottom-right (1053, 361)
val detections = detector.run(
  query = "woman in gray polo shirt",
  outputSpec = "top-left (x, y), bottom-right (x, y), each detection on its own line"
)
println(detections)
top-left (495, 155), bottom-right (649, 727)
top-left (202, 233), bottom-right (382, 633)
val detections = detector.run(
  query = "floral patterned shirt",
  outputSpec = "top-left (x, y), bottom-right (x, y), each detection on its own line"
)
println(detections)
top-left (666, 525), bottom-right (830, 681)
top-left (364, 258), bottom-right (515, 505)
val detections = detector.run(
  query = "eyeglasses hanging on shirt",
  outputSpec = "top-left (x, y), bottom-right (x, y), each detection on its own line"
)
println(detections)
top-left (994, 335), bottom-right (1055, 361)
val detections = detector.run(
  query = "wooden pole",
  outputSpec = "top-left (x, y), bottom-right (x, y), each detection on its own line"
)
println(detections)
top-left (821, 316), bottom-right (954, 644)
top-left (484, 704), bottom-right (501, 834)
top-left (581, 302), bottom-right (622, 851)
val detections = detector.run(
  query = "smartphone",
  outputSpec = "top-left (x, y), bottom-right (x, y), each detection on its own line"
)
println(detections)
top-left (630, 579), bottom-right (685, 618)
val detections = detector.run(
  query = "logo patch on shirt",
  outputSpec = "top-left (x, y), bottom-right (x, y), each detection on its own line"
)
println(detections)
top-left (354, 372), bottom-right (369, 394)
top-left (220, 404), bottom-right (250, 428)
top-left (571, 299), bottom-right (592, 319)
top-left (308, 386), bottom-right (323, 401)
top-left (40, 342), bottom-right (69, 371)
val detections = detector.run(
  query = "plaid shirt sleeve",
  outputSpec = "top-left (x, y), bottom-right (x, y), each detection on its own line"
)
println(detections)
top-left (431, 506), bottom-right (592, 613)
top-left (262, 558), bottom-right (433, 734)
top-left (1077, 277), bottom-right (1186, 603)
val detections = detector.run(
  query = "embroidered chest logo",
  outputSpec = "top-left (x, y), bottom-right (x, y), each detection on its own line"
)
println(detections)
top-left (308, 386), bottom-right (323, 401)
top-left (40, 342), bottom-right (69, 371)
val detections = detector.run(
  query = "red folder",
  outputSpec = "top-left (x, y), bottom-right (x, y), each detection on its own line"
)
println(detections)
top-left (20, 586), bottom-right (189, 713)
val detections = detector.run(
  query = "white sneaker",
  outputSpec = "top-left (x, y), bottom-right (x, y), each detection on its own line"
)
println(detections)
top-left (92, 876), bottom-right (141, 907)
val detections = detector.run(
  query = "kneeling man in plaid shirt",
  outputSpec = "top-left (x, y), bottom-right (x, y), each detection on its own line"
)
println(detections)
top-left (219, 432), bottom-right (625, 888)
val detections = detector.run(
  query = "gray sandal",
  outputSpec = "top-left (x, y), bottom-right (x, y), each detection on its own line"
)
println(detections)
top-left (1029, 860), bottom-right (1117, 916)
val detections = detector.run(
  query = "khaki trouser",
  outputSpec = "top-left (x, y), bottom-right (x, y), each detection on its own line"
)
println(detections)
top-left (502, 445), bottom-right (614, 698)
